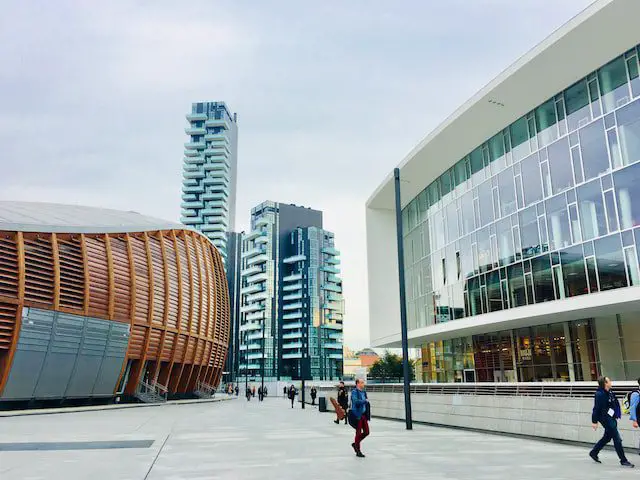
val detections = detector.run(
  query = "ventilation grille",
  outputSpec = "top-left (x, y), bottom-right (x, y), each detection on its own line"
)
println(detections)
top-left (0, 302), bottom-right (17, 350)
top-left (58, 237), bottom-right (84, 311)
top-left (0, 235), bottom-right (19, 300)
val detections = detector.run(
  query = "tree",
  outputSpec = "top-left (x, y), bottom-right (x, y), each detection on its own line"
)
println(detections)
top-left (368, 351), bottom-right (415, 382)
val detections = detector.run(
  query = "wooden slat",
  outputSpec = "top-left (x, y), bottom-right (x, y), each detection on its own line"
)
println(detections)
top-left (105, 234), bottom-right (115, 319)
top-left (51, 233), bottom-right (60, 309)
top-left (80, 234), bottom-right (90, 315)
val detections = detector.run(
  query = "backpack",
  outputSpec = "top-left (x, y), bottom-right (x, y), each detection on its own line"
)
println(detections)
top-left (623, 389), bottom-right (639, 415)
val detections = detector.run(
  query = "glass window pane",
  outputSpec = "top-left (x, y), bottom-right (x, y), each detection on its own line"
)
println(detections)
top-left (521, 153), bottom-right (543, 206)
top-left (560, 246), bottom-right (588, 297)
top-left (616, 99), bottom-right (640, 166)
top-left (510, 116), bottom-right (531, 161)
top-left (446, 201), bottom-right (458, 242)
top-left (624, 247), bottom-right (640, 286)
top-left (579, 119), bottom-right (610, 181)
top-left (488, 134), bottom-right (505, 163)
top-left (599, 56), bottom-right (630, 114)
top-left (497, 217), bottom-right (514, 266)
top-left (536, 99), bottom-right (558, 146)
top-left (454, 158), bottom-right (468, 187)
top-left (478, 180), bottom-right (494, 227)
top-left (603, 189), bottom-right (619, 233)
top-left (594, 234), bottom-right (628, 291)
top-left (546, 194), bottom-right (571, 250)
top-left (547, 137), bottom-right (573, 195)
top-left (487, 271), bottom-right (502, 313)
top-left (565, 79), bottom-right (591, 132)
top-left (586, 256), bottom-right (598, 293)
top-left (470, 149), bottom-right (484, 174)
top-left (477, 227), bottom-right (491, 273)
top-left (441, 170), bottom-right (452, 196)
top-left (498, 167), bottom-right (516, 216)
top-left (532, 254), bottom-right (555, 303)
top-left (460, 191), bottom-right (475, 235)
top-left (577, 179), bottom-right (607, 240)
top-left (519, 206), bottom-right (540, 258)
top-left (507, 263), bottom-right (526, 308)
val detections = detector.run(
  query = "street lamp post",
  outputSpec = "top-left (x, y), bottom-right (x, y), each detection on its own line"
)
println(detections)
top-left (394, 167), bottom-right (413, 430)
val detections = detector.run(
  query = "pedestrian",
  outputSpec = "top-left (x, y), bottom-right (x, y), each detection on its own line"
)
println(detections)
top-left (335, 381), bottom-right (349, 425)
top-left (288, 384), bottom-right (296, 408)
top-left (628, 377), bottom-right (640, 452)
top-left (310, 386), bottom-right (317, 406)
top-left (589, 376), bottom-right (634, 467)
top-left (252, 386), bottom-right (256, 397)
top-left (264, 386), bottom-right (268, 397)
top-left (283, 385), bottom-right (287, 398)
top-left (258, 386), bottom-right (264, 402)
top-left (246, 386), bottom-right (252, 402)
top-left (350, 378), bottom-right (370, 458)
top-left (235, 385), bottom-right (239, 396)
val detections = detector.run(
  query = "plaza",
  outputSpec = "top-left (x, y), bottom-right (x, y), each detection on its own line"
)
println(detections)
top-left (0, 396), bottom-right (637, 479)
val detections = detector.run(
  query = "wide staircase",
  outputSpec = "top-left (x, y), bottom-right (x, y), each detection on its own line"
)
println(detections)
top-left (194, 380), bottom-right (216, 399)
top-left (135, 379), bottom-right (169, 404)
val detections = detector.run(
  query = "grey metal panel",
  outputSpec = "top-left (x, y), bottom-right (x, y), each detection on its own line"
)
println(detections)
top-left (33, 313), bottom-right (83, 399)
top-left (93, 323), bottom-right (129, 396)
top-left (64, 318), bottom-right (108, 398)
top-left (0, 309), bottom-right (54, 400)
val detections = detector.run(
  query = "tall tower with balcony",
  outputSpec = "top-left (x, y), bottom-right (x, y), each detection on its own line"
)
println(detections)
top-left (238, 202), bottom-right (344, 382)
top-left (181, 101), bottom-right (238, 263)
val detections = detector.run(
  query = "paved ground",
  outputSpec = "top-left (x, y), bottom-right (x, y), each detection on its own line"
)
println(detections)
top-left (0, 395), bottom-right (639, 479)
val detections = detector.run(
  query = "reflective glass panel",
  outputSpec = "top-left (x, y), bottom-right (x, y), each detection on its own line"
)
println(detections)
top-left (548, 137), bottom-right (573, 194)
top-left (579, 119), bottom-right (610, 181)
top-left (577, 179), bottom-right (607, 240)
top-left (616, 99), bottom-right (640, 166)
top-left (594, 234), bottom-right (628, 291)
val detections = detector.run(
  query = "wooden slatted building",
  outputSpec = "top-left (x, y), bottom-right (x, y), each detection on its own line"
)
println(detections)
top-left (0, 201), bottom-right (230, 402)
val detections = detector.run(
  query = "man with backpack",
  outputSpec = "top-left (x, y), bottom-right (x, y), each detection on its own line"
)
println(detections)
top-left (589, 376), bottom-right (634, 467)
top-left (626, 377), bottom-right (640, 454)
top-left (349, 378), bottom-right (370, 458)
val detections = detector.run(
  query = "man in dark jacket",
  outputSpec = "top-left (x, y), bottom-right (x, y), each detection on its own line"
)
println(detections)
top-left (310, 387), bottom-right (317, 406)
top-left (590, 376), bottom-right (634, 467)
top-left (335, 381), bottom-right (349, 424)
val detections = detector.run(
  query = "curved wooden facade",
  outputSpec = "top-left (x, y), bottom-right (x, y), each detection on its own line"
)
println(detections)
top-left (0, 228), bottom-right (230, 398)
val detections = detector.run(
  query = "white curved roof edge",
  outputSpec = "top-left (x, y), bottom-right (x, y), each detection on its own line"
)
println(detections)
top-left (367, 0), bottom-right (640, 211)
top-left (0, 201), bottom-right (207, 238)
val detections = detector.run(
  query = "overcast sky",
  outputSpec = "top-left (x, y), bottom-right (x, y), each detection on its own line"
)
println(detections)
top-left (0, 0), bottom-right (594, 349)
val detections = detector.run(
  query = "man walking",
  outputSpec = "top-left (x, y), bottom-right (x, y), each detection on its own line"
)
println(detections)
top-left (288, 384), bottom-right (296, 408)
top-left (310, 386), bottom-right (317, 406)
top-left (350, 378), bottom-right (370, 458)
top-left (258, 386), bottom-right (264, 402)
top-left (246, 386), bottom-right (252, 402)
top-left (283, 385), bottom-right (287, 398)
top-left (335, 381), bottom-right (349, 425)
top-left (590, 376), bottom-right (634, 467)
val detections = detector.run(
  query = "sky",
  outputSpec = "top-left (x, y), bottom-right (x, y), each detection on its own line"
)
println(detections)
top-left (0, 0), bottom-right (595, 350)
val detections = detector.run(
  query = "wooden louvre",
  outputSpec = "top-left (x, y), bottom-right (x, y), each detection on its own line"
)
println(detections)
top-left (0, 228), bottom-right (230, 397)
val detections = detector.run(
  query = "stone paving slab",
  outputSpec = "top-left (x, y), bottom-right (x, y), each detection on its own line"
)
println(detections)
top-left (0, 395), bottom-right (638, 479)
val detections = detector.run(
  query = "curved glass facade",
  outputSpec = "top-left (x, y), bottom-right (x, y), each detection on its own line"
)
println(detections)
top-left (402, 44), bottom-right (640, 331)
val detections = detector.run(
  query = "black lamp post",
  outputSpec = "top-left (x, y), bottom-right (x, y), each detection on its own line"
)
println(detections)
top-left (394, 167), bottom-right (413, 430)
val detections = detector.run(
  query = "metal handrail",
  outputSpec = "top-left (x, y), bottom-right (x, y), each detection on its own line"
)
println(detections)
top-left (137, 380), bottom-right (168, 400)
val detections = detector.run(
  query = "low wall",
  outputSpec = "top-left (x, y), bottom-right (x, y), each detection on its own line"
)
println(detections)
top-left (367, 391), bottom-right (640, 449)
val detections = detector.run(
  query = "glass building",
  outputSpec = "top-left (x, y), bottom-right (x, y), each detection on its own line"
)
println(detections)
top-left (181, 101), bottom-right (238, 263)
top-left (366, 0), bottom-right (640, 383)
top-left (238, 202), bottom-right (344, 381)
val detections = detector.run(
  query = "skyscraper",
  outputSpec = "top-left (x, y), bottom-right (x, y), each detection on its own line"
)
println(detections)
top-left (239, 202), bottom-right (344, 382)
top-left (181, 101), bottom-right (238, 263)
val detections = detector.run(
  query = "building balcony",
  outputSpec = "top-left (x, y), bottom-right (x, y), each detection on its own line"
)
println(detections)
top-left (323, 342), bottom-right (343, 350)
top-left (326, 292), bottom-right (342, 302)
top-left (184, 156), bottom-right (204, 165)
top-left (239, 321), bottom-right (262, 331)
top-left (181, 201), bottom-right (204, 209)
top-left (322, 284), bottom-right (341, 293)
top-left (243, 246), bottom-right (266, 258)
top-left (328, 331), bottom-right (342, 340)
top-left (242, 265), bottom-right (264, 277)
top-left (245, 290), bottom-right (268, 303)
top-left (181, 192), bottom-right (197, 200)
top-left (255, 235), bottom-right (269, 245)
top-left (323, 302), bottom-right (342, 311)
top-left (282, 342), bottom-right (302, 350)
top-left (241, 284), bottom-right (263, 295)
top-left (282, 311), bottom-right (302, 320)
top-left (200, 224), bottom-right (227, 233)
top-left (201, 197), bottom-right (228, 207)
top-left (282, 293), bottom-right (302, 301)
top-left (241, 303), bottom-right (265, 314)
top-left (204, 160), bottom-right (230, 171)
top-left (246, 254), bottom-right (269, 267)
top-left (184, 149), bottom-right (201, 157)
top-left (321, 265), bottom-right (340, 274)
top-left (185, 127), bottom-right (206, 135)
top-left (322, 322), bottom-right (343, 331)
top-left (182, 187), bottom-right (205, 196)
top-left (282, 283), bottom-right (302, 292)
top-left (326, 257), bottom-right (341, 265)
top-left (283, 254), bottom-right (306, 264)
top-left (327, 274), bottom-right (341, 284)
top-left (282, 332), bottom-right (302, 340)
top-left (282, 352), bottom-right (302, 360)
top-left (255, 218), bottom-right (270, 228)
top-left (283, 273), bottom-right (302, 282)
top-left (186, 113), bottom-right (208, 121)
top-left (245, 311), bottom-right (265, 322)
top-left (238, 364), bottom-right (261, 371)
top-left (203, 177), bottom-right (230, 187)
top-left (205, 132), bottom-right (230, 142)
top-left (184, 141), bottom-right (206, 150)
top-left (200, 208), bottom-right (226, 217)
top-left (183, 170), bottom-right (205, 180)
top-left (283, 302), bottom-right (302, 311)
top-left (205, 117), bottom-right (231, 129)
top-left (180, 216), bottom-right (202, 225)
top-left (246, 272), bottom-right (268, 284)
top-left (326, 312), bottom-right (343, 321)
top-left (181, 209), bottom-right (197, 217)
top-left (246, 331), bottom-right (264, 341)
top-left (247, 352), bottom-right (264, 360)
top-left (244, 230), bottom-right (267, 242)
top-left (239, 343), bottom-right (261, 351)
top-left (204, 147), bottom-right (230, 156)
top-left (322, 247), bottom-right (340, 256)
top-left (328, 353), bottom-right (343, 360)
top-left (283, 322), bottom-right (303, 330)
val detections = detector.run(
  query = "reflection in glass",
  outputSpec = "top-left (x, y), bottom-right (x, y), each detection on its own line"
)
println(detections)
top-left (560, 246), bottom-right (588, 297)
top-left (510, 116), bottom-right (531, 162)
top-left (521, 153), bottom-right (543, 206)
top-left (565, 79), bottom-right (591, 132)
top-left (507, 263), bottom-right (526, 307)
top-left (478, 180), bottom-right (493, 227)
top-left (577, 179), bottom-right (607, 240)
top-left (599, 56), bottom-right (631, 114)
top-left (595, 234), bottom-right (628, 291)
top-left (536, 99), bottom-right (559, 147)
top-left (616, 99), bottom-right (640, 166)
top-left (546, 194), bottom-right (571, 250)
top-left (548, 137), bottom-right (573, 194)
top-left (498, 167), bottom-right (516, 216)
top-left (532, 254), bottom-right (555, 302)
top-left (579, 119), bottom-right (610, 181)
top-left (497, 217), bottom-right (514, 266)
